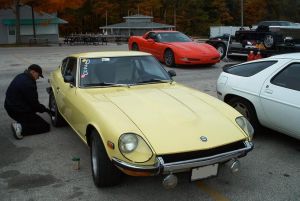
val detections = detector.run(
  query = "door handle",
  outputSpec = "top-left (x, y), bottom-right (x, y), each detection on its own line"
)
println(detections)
top-left (56, 87), bottom-right (60, 93)
top-left (265, 89), bottom-right (273, 94)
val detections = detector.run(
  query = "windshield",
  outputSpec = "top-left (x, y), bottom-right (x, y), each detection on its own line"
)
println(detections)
top-left (79, 56), bottom-right (171, 87)
top-left (156, 32), bottom-right (192, 42)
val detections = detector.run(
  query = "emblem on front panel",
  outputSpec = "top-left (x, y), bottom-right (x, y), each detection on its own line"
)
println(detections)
top-left (200, 136), bottom-right (208, 142)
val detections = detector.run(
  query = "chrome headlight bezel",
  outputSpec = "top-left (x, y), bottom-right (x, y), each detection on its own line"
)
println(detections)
top-left (235, 116), bottom-right (254, 139)
top-left (118, 133), bottom-right (153, 163)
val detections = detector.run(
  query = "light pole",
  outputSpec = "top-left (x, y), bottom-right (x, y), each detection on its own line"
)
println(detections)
top-left (241, 0), bottom-right (244, 28)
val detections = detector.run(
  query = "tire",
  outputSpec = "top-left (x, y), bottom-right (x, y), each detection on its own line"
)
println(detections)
top-left (227, 97), bottom-right (261, 134)
top-left (49, 91), bottom-right (66, 127)
top-left (132, 43), bottom-right (139, 51)
top-left (90, 130), bottom-right (121, 187)
top-left (216, 43), bottom-right (226, 59)
top-left (164, 49), bottom-right (175, 67)
top-left (263, 34), bottom-right (275, 49)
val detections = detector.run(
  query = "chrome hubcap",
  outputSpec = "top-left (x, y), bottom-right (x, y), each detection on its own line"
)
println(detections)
top-left (165, 51), bottom-right (173, 66)
top-left (217, 46), bottom-right (224, 56)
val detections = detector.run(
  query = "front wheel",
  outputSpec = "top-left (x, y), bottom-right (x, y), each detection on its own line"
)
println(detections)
top-left (216, 43), bottom-right (226, 59)
top-left (132, 43), bottom-right (139, 51)
top-left (90, 130), bottom-right (121, 187)
top-left (164, 49), bottom-right (175, 67)
top-left (263, 34), bottom-right (275, 49)
top-left (49, 91), bottom-right (66, 127)
top-left (227, 97), bottom-right (261, 134)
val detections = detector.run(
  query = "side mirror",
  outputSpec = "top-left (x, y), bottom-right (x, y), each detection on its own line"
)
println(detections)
top-left (64, 75), bottom-right (74, 83)
top-left (168, 70), bottom-right (176, 77)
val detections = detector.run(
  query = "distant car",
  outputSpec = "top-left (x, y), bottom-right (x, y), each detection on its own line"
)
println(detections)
top-left (48, 51), bottom-right (253, 188)
top-left (217, 53), bottom-right (300, 139)
top-left (206, 34), bottom-right (235, 59)
top-left (128, 30), bottom-right (220, 67)
top-left (235, 21), bottom-right (300, 49)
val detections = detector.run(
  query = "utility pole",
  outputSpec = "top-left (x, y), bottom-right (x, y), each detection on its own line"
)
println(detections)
top-left (174, 7), bottom-right (176, 30)
top-left (31, 4), bottom-right (36, 42)
top-left (241, 0), bottom-right (244, 28)
top-left (14, 0), bottom-right (21, 44)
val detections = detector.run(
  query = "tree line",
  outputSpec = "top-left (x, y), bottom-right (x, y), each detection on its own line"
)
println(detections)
top-left (1, 0), bottom-right (300, 39)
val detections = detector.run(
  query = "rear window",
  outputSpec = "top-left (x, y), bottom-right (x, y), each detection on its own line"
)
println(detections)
top-left (224, 61), bottom-right (277, 77)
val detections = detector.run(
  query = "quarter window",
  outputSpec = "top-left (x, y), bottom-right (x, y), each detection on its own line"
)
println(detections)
top-left (271, 63), bottom-right (300, 91)
top-left (61, 58), bottom-right (68, 75)
top-left (224, 61), bottom-right (277, 77)
top-left (65, 57), bottom-right (77, 83)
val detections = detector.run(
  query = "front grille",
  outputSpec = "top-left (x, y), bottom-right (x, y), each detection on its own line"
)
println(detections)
top-left (158, 141), bottom-right (246, 163)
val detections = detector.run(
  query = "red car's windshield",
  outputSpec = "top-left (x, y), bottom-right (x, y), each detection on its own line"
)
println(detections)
top-left (156, 32), bottom-right (192, 42)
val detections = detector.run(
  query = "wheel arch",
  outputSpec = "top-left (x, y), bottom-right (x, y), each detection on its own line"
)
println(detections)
top-left (131, 42), bottom-right (138, 49)
top-left (85, 124), bottom-right (110, 151)
top-left (224, 94), bottom-right (255, 110)
top-left (224, 94), bottom-right (261, 123)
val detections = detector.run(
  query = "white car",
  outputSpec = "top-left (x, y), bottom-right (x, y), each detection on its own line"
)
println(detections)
top-left (217, 53), bottom-right (300, 139)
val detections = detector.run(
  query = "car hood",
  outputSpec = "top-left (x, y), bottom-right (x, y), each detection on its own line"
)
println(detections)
top-left (165, 42), bottom-right (219, 56)
top-left (89, 84), bottom-right (246, 154)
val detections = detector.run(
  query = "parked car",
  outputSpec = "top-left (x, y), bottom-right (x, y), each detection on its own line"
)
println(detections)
top-left (128, 30), bottom-right (220, 67)
top-left (206, 34), bottom-right (235, 59)
top-left (48, 51), bottom-right (253, 188)
top-left (235, 21), bottom-right (300, 49)
top-left (217, 53), bottom-right (300, 139)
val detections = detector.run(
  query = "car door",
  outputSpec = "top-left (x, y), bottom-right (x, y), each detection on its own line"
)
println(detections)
top-left (58, 57), bottom-right (79, 127)
top-left (260, 62), bottom-right (300, 138)
top-left (142, 32), bottom-right (157, 54)
top-left (54, 58), bottom-right (69, 112)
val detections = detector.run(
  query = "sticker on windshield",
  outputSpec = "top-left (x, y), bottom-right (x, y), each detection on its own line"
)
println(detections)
top-left (102, 58), bottom-right (110, 62)
top-left (81, 58), bottom-right (90, 78)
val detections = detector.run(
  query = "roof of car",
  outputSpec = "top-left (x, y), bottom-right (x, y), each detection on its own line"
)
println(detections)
top-left (69, 51), bottom-right (151, 58)
top-left (269, 53), bottom-right (300, 59)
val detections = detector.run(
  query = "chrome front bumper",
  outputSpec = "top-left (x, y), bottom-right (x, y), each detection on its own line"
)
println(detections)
top-left (112, 141), bottom-right (253, 175)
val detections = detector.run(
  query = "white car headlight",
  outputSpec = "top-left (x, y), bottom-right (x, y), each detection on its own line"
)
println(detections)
top-left (118, 133), bottom-right (153, 162)
top-left (236, 116), bottom-right (254, 139)
top-left (119, 133), bottom-right (138, 153)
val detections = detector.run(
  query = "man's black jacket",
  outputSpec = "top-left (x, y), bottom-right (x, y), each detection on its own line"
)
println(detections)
top-left (4, 70), bottom-right (46, 114)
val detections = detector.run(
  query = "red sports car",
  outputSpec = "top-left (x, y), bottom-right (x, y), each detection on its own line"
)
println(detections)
top-left (128, 30), bottom-right (220, 67)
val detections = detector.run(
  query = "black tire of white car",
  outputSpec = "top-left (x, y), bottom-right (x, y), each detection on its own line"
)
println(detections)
top-left (90, 130), bottom-right (121, 187)
top-left (164, 49), bottom-right (175, 67)
top-left (227, 97), bottom-right (261, 134)
top-left (263, 34), bottom-right (275, 49)
top-left (216, 43), bottom-right (226, 59)
top-left (132, 43), bottom-right (139, 51)
top-left (49, 91), bottom-right (66, 127)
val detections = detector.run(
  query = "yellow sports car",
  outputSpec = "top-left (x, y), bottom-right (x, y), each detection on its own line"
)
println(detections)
top-left (47, 51), bottom-right (254, 188)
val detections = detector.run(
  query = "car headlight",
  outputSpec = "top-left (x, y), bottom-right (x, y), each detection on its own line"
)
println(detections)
top-left (235, 116), bottom-right (254, 139)
top-left (118, 133), bottom-right (153, 163)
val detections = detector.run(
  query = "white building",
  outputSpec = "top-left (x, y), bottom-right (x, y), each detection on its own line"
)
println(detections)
top-left (100, 14), bottom-right (175, 36)
top-left (0, 5), bottom-right (67, 44)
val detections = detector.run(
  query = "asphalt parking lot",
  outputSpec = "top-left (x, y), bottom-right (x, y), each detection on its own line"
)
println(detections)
top-left (0, 44), bottom-right (299, 201)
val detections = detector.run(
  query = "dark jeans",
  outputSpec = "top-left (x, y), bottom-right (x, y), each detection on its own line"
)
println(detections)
top-left (6, 110), bottom-right (50, 136)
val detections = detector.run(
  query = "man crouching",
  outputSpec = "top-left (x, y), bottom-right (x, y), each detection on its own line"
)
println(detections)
top-left (4, 64), bottom-right (52, 139)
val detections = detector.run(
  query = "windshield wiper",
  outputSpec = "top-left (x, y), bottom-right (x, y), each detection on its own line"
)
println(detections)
top-left (83, 82), bottom-right (129, 87)
top-left (137, 79), bottom-right (171, 84)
